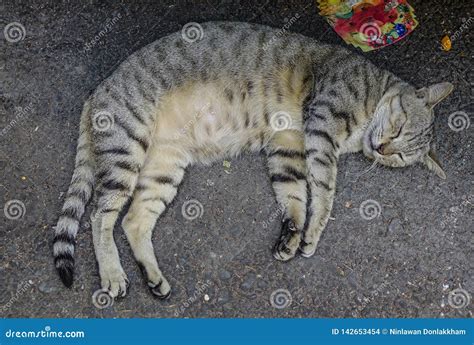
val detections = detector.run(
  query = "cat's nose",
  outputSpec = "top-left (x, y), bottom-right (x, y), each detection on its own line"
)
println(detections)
top-left (370, 141), bottom-right (385, 155)
top-left (376, 144), bottom-right (386, 155)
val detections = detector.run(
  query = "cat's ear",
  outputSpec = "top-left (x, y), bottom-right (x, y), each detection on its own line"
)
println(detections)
top-left (416, 82), bottom-right (454, 108)
top-left (423, 149), bottom-right (446, 179)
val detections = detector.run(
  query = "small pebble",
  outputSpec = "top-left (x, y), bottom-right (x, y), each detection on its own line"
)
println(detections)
top-left (256, 279), bottom-right (268, 289)
top-left (217, 290), bottom-right (230, 304)
top-left (223, 160), bottom-right (232, 174)
top-left (240, 272), bottom-right (256, 290)
top-left (219, 270), bottom-right (231, 280)
top-left (229, 227), bottom-right (243, 235)
top-left (388, 218), bottom-right (403, 233)
top-left (38, 281), bottom-right (58, 294)
top-left (204, 294), bottom-right (210, 301)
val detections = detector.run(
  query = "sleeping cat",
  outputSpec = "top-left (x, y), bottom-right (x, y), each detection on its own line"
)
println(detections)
top-left (53, 22), bottom-right (453, 299)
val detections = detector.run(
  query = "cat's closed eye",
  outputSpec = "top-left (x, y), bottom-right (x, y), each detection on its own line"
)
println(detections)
top-left (390, 124), bottom-right (404, 139)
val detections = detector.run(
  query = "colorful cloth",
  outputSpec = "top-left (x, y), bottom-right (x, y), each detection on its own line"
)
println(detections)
top-left (317, 0), bottom-right (418, 52)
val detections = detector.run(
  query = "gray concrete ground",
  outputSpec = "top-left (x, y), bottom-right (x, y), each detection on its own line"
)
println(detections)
top-left (0, 0), bottom-right (472, 318)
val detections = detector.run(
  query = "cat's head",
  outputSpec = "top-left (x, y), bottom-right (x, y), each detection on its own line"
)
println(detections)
top-left (363, 82), bottom-right (453, 179)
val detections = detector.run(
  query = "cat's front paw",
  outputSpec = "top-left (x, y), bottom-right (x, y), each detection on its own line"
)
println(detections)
top-left (298, 240), bottom-right (317, 258)
top-left (272, 219), bottom-right (300, 261)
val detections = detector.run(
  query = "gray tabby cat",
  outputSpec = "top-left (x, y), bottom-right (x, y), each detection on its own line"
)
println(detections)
top-left (53, 22), bottom-right (453, 299)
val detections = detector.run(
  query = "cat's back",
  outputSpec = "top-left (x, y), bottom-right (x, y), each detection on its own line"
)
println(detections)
top-left (104, 21), bottom-right (335, 85)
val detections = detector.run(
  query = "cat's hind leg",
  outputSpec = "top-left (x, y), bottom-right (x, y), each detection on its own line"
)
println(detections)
top-left (90, 110), bottom-right (151, 299)
top-left (91, 190), bottom-right (132, 298)
top-left (265, 130), bottom-right (307, 261)
top-left (122, 143), bottom-right (188, 298)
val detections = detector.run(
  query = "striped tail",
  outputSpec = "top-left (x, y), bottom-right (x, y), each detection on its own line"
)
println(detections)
top-left (53, 101), bottom-right (94, 287)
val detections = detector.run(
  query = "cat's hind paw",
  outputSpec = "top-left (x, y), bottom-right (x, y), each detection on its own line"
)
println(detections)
top-left (272, 219), bottom-right (300, 261)
top-left (148, 277), bottom-right (171, 299)
top-left (136, 262), bottom-right (172, 299)
top-left (100, 268), bottom-right (129, 299)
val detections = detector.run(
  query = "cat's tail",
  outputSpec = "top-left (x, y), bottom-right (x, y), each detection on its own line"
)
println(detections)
top-left (53, 100), bottom-right (94, 287)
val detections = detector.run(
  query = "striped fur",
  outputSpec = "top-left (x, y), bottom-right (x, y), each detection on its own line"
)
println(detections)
top-left (54, 101), bottom-right (94, 287)
top-left (53, 22), bottom-right (452, 298)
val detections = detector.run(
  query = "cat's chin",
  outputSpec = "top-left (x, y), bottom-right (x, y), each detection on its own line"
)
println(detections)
top-left (363, 150), bottom-right (375, 160)
top-left (362, 135), bottom-right (375, 160)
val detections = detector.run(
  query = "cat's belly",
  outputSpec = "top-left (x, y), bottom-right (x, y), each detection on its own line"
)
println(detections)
top-left (153, 78), bottom-right (304, 163)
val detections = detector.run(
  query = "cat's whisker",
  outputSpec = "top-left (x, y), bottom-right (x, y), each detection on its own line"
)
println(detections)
top-left (347, 159), bottom-right (379, 186)
top-left (362, 159), bottom-right (379, 175)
